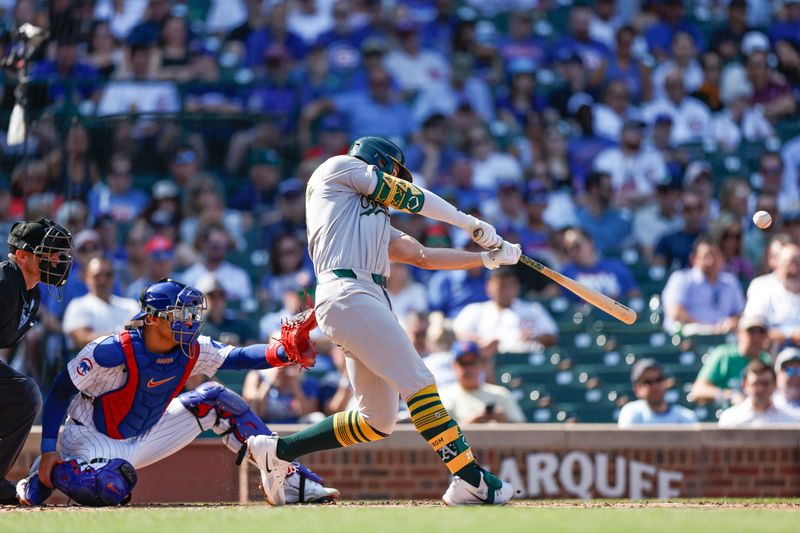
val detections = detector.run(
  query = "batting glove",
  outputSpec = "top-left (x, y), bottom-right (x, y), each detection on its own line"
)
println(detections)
top-left (481, 241), bottom-right (522, 270)
top-left (464, 215), bottom-right (503, 249)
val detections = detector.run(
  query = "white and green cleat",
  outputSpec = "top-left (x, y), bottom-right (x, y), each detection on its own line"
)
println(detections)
top-left (442, 467), bottom-right (515, 506)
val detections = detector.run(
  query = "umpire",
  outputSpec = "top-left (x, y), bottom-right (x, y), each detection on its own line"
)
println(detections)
top-left (0, 218), bottom-right (72, 504)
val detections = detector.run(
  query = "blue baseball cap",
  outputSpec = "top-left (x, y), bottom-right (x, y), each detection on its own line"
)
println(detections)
top-left (452, 340), bottom-right (480, 361)
top-left (278, 178), bottom-right (304, 197)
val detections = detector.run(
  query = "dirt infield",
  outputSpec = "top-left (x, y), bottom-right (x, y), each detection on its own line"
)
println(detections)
top-left (3, 499), bottom-right (799, 512)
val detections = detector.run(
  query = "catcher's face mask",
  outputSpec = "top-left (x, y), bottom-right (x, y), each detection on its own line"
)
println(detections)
top-left (147, 286), bottom-right (207, 357)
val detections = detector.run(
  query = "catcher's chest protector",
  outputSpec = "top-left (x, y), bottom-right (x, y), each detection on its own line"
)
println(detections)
top-left (93, 329), bottom-right (197, 439)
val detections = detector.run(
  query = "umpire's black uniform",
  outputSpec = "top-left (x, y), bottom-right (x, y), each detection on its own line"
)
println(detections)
top-left (0, 260), bottom-right (43, 502)
top-left (0, 219), bottom-right (72, 503)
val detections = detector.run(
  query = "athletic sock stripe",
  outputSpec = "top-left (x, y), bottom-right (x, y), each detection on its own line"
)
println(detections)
top-left (408, 396), bottom-right (442, 418)
top-left (347, 411), bottom-right (366, 443)
top-left (406, 385), bottom-right (438, 408)
top-left (351, 413), bottom-right (371, 443)
top-left (356, 417), bottom-right (384, 441)
top-left (445, 449), bottom-right (475, 475)
top-left (415, 412), bottom-right (451, 433)
top-left (333, 412), bottom-right (353, 446)
top-left (406, 392), bottom-right (440, 410)
top-left (427, 426), bottom-right (462, 451)
top-left (410, 404), bottom-right (446, 424)
top-left (332, 413), bottom-right (345, 446)
top-left (343, 413), bottom-right (359, 444)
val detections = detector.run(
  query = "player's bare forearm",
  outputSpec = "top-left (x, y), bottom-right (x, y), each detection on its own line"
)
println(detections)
top-left (389, 234), bottom-right (483, 270)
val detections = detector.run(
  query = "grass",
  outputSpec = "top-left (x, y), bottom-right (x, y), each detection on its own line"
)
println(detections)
top-left (2, 502), bottom-right (800, 533)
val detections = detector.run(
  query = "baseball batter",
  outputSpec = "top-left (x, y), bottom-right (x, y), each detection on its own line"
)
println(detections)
top-left (248, 136), bottom-right (522, 506)
top-left (16, 279), bottom-right (337, 506)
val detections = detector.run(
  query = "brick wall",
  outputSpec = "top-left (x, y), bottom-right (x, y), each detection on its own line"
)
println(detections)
top-left (11, 425), bottom-right (800, 503)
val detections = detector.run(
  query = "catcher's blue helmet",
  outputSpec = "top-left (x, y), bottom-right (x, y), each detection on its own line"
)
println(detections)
top-left (132, 278), bottom-right (206, 356)
top-left (348, 136), bottom-right (413, 182)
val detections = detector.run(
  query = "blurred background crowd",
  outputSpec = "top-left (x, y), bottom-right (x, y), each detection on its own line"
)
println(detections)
top-left (1, 0), bottom-right (800, 429)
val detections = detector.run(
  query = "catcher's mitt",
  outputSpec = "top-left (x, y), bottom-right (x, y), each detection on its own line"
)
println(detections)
top-left (269, 295), bottom-right (318, 369)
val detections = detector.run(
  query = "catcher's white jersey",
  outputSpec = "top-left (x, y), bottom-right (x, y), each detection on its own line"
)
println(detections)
top-left (305, 155), bottom-right (402, 278)
top-left (66, 334), bottom-right (232, 428)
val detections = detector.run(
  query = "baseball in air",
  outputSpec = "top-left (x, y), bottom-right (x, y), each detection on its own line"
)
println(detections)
top-left (753, 210), bottom-right (772, 229)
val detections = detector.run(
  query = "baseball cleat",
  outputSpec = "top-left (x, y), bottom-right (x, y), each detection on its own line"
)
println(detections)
top-left (15, 473), bottom-right (53, 506)
top-left (248, 434), bottom-right (291, 506)
top-left (442, 468), bottom-right (515, 506)
top-left (285, 472), bottom-right (340, 504)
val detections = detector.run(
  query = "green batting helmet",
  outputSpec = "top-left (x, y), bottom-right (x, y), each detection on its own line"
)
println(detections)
top-left (348, 136), bottom-right (414, 182)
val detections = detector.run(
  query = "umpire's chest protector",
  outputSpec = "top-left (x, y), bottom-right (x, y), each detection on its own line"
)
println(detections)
top-left (92, 329), bottom-right (197, 439)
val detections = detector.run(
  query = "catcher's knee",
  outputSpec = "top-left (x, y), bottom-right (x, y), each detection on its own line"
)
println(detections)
top-left (51, 458), bottom-right (137, 507)
top-left (178, 381), bottom-right (270, 444)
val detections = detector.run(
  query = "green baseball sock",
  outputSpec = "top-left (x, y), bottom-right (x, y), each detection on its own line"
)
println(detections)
top-left (276, 411), bottom-right (386, 462)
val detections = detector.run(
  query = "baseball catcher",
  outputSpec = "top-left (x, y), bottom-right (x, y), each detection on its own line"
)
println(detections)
top-left (16, 279), bottom-right (336, 506)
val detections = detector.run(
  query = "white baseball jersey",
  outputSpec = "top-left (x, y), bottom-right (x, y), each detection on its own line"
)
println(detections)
top-left (66, 334), bottom-right (232, 428)
top-left (307, 155), bottom-right (437, 433)
top-left (305, 155), bottom-right (403, 277)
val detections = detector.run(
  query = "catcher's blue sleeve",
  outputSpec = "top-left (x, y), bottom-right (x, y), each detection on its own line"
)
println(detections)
top-left (40, 369), bottom-right (79, 453)
top-left (219, 344), bottom-right (289, 370)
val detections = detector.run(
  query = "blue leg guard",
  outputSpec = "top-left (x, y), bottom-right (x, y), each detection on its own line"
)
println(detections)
top-left (51, 458), bottom-right (137, 507)
top-left (178, 382), bottom-right (325, 484)
top-left (16, 464), bottom-right (53, 506)
top-left (179, 381), bottom-right (270, 447)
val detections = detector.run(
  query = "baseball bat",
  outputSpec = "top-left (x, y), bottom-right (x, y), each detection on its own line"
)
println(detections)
top-left (472, 228), bottom-right (637, 324)
top-left (518, 254), bottom-right (637, 325)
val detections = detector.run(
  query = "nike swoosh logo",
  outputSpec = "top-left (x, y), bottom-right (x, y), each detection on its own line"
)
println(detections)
top-left (147, 376), bottom-right (176, 388)
top-left (107, 482), bottom-right (121, 495)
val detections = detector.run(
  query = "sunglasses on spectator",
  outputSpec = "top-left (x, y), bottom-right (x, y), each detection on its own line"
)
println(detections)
top-left (722, 232), bottom-right (742, 241)
top-left (91, 270), bottom-right (114, 279)
top-left (761, 165), bottom-right (782, 175)
top-left (638, 376), bottom-right (665, 386)
top-left (783, 367), bottom-right (800, 377)
top-left (745, 327), bottom-right (767, 335)
top-left (456, 358), bottom-right (481, 367)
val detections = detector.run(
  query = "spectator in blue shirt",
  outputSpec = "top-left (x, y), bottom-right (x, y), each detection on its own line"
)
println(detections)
top-left (644, 0), bottom-right (704, 61)
top-left (87, 154), bottom-right (148, 224)
top-left (618, 359), bottom-right (698, 427)
top-left (403, 113), bottom-right (459, 181)
top-left (662, 235), bottom-right (746, 334)
top-left (769, 0), bottom-right (800, 48)
top-left (561, 227), bottom-right (640, 302)
top-left (654, 191), bottom-right (707, 269)
top-left (566, 94), bottom-right (616, 187)
top-left (497, 10), bottom-right (548, 67)
top-left (261, 179), bottom-right (308, 249)
top-left (230, 149), bottom-right (283, 218)
top-left (428, 241), bottom-right (488, 318)
top-left (302, 66), bottom-right (414, 140)
top-left (246, 45), bottom-right (307, 131)
top-left (244, 1), bottom-right (307, 66)
top-left (31, 35), bottom-right (99, 106)
top-left (576, 171), bottom-right (633, 255)
top-left (550, 5), bottom-right (610, 74)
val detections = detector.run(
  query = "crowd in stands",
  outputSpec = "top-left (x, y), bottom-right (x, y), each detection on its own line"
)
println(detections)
top-left (2, 0), bottom-right (800, 428)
